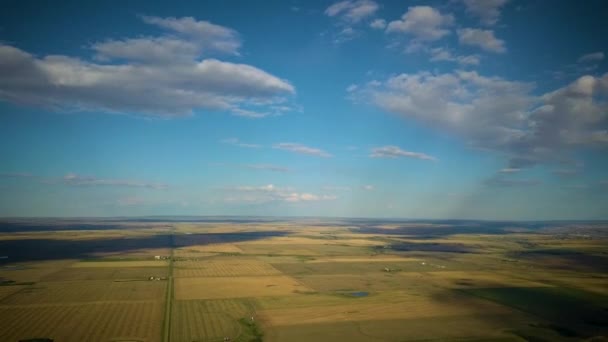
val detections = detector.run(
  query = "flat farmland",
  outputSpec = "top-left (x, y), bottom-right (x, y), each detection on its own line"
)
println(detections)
top-left (174, 275), bottom-right (314, 300)
top-left (1, 218), bottom-right (607, 341)
top-left (271, 260), bottom-right (427, 276)
top-left (42, 266), bottom-right (168, 281)
top-left (263, 315), bottom-right (529, 342)
top-left (174, 258), bottom-right (281, 278)
top-left (0, 301), bottom-right (163, 342)
top-left (171, 299), bottom-right (254, 342)
top-left (236, 243), bottom-right (372, 256)
top-left (70, 260), bottom-right (169, 268)
top-left (256, 290), bottom-right (516, 326)
top-left (0, 280), bottom-right (166, 305)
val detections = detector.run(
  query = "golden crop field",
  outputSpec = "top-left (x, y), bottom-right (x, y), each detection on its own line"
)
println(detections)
top-left (174, 275), bottom-right (314, 300)
top-left (42, 266), bottom-right (169, 282)
top-left (174, 258), bottom-right (281, 278)
top-left (1, 280), bottom-right (166, 305)
top-left (0, 218), bottom-right (606, 341)
top-left (0, 301), bottom-right (163, 342)
top-left (171, 299), bottom-right (254, 342)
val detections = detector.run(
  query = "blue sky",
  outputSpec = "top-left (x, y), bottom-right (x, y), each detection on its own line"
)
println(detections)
top-left (1, 0), bottom-right (607, 219)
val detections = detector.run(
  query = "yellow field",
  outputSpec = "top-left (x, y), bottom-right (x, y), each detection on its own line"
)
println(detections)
top-left (1, 280), bottom-right (166, 305)
top-left (257, 290), bottom-right (514, 326)
top-left (174, 258), bottom-right (281, 278)
top-left (0, 301), bottom-right (163, 342)
top-left (303, 256), bottom-right (420, 263)
top-left (70, 260), bottom-right (169, 268)
top-left (171, 299), bottom-right (254, 342)
top-left (42, 266), bottom-right (168, 281)
top-left (1, 219), bottom-right (606, 342)
top-left (174, 276), bottom-right (314, 300)
top-left (417, 270), bottom-right (553, 288)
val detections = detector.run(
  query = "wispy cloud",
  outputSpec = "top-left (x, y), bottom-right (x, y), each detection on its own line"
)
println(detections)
top-left (245, 164), bottom-right (291, 172)
top-left (224, 184), bottom-right (337, 203)
top-left (484, 175), bottom-right (541, 187)
top-left (325, 0), bottom-right (379, 23)
top-left (220, 138), bottom-right (261, 148)
top-left (62, 173), bottom-right (168, 190)
top-left (370, 146), bottom-right (437, 161)
top-left (273, 143), bottom-right (332, 158)
top-left (578, 52), bottom-right (604, 63)
top-left (362, 184), bottom-right (374, 190)
top-left (461, 0), bottom-right (509, 26)
top-left (498, 168), bottom-right (520, 173)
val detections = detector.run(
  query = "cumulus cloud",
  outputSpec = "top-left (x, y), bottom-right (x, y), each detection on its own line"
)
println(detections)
top-left (386, 6), bottom-right (454, 41)
top-left (462, 0), bottom-right (509, 26)
top-left (0, 16), bottom-right (294, 117)
top-left (370, 145), bottom-right (437, 161)
top-left (225, 184), bottom-right (337, 203)
top-left (325, 0), bottom-right (379, 23)
top-left (220, 138), bottom-right (261, 148)
top-left (62, 173), bottom-right (168, 189)
top-left (578, 52), bottom-right (605, 63)
top-left (457, 28), bottom-right (506, 53)
top-left (352, 70), bottom-right (608, 169)
top-left (273, 143), bottom-right (332, 157)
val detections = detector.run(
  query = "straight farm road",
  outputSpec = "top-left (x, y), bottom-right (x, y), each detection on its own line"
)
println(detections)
top-left (162, 229), bottom-right (175, 342)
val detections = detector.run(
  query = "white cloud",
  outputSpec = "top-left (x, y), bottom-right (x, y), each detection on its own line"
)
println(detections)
top-left (386, 6), bottom-right (454, 41)
top-left (457, 28), bottom-right (506, 53)
top-left (352, 70), bottom-right (608, 169)
top-left (362, 184), bottom-right (374, 190)
top-left (325, 0), bottom-right (379, 23)
top-left (429, 47), bottom-right (480, 66)
top-left (273, 143), bottom-right (332, 157)
top-left (0, 16), bottom-right (294, 117)
top-left (462, 0), bottom-right (509, 26)
top-left (370, 146), bottom-right (437, 161)
top-left (370, 18), bottom-right (386, 29)
top-left (62, 173), bottom-right (168, 189)
top-left (225, 184), bottom-right (337, 203)
top-left (484, 176), bottom-right (541, 187)
top-left (498, 168), bottom-right (520, 173)
top-left (220, 138), bottom-right (261, 148)
top-left (578, 52), bottom-right (605, 63)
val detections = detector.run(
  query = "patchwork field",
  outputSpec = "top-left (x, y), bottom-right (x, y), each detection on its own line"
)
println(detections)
top-left (0, 218), bottom-right (607, 341)
top-left (174, 275), bottom-right (313, 300)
